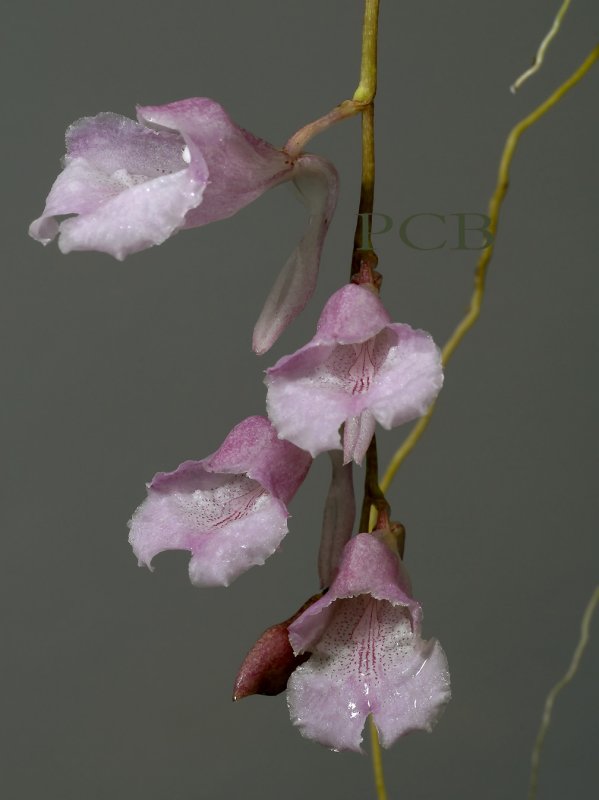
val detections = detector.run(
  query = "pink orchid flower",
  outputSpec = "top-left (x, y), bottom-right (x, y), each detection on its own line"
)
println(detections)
top-left (128, 416), bottom-right (311, 587)
top-left (29, 98), bottom-right (337, 352)
top-left (265, 283), bottom-right (443, 464)
top-left (286, 532), bottom-right (451, 752)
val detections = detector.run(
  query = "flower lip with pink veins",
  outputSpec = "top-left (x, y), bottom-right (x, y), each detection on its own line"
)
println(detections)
top-left (265, 283), bottom-right (444, 464)
top-left (286, 532), bottom-right (451, 752)
top-left (128, 416), bottom-right (311, 587)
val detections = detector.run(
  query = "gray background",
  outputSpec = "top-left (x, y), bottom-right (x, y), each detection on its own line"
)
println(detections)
top-left (2, 1), bottom-right (598, 798)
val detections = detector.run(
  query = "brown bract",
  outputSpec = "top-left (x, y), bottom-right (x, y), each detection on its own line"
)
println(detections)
top-left (233, 593), bottom-right (322, 700)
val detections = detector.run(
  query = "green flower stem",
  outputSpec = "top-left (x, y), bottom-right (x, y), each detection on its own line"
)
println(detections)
top-left (369, 715), bottom-right (389, 800)
top-left (351, 103), bottom-right (377, 265)
top-left (353, 0), bottom-right (380, 103)
top-left (346, 3), bottom-right (387, 798)
top-left (284, 0), bottom-right (379, 159)
top-left (284, 99), bottom-right (364, 159)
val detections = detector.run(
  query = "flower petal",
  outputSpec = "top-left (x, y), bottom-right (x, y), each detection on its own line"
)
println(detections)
top-left (29, 112), bottom-right (207, 259)
top-left (187, 495), bottom-right (288, 587)
top-left (29, 157), bottom-right (116, 244)
top-left (315, 284), bottom-right (390, 344)
top-left (65, 112), bottom-right (187, 176)
top-left (289, 533), bottom-right (418, 654)
top-left (206, 416), bottom-right (311, 504)
top-left (287, 664), bottom-right (367, 752)
top-left (368, 324), bottom-right (443, 429)
top-left (252, 155), bottom-right (339, 354)
top-left (138, 98), bottom-right (292, 226)
top-left (57, 169), bottom-right (206, 259)
top-left (373, 637), bottom-right (451, 747)
top-left (266, 370), bottom-right (352, 457)
top-left (343, 409), bottom-right (376, 465)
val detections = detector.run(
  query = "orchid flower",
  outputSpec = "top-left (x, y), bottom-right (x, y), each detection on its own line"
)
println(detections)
top-left (29, 98), bottom-right (338, 351)
top-left (265, 282), bottom-right (444, 464)
top-left (128, 416), bottom-right (311, 587)
top-left (286, 532), bottom-right (451, 752)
